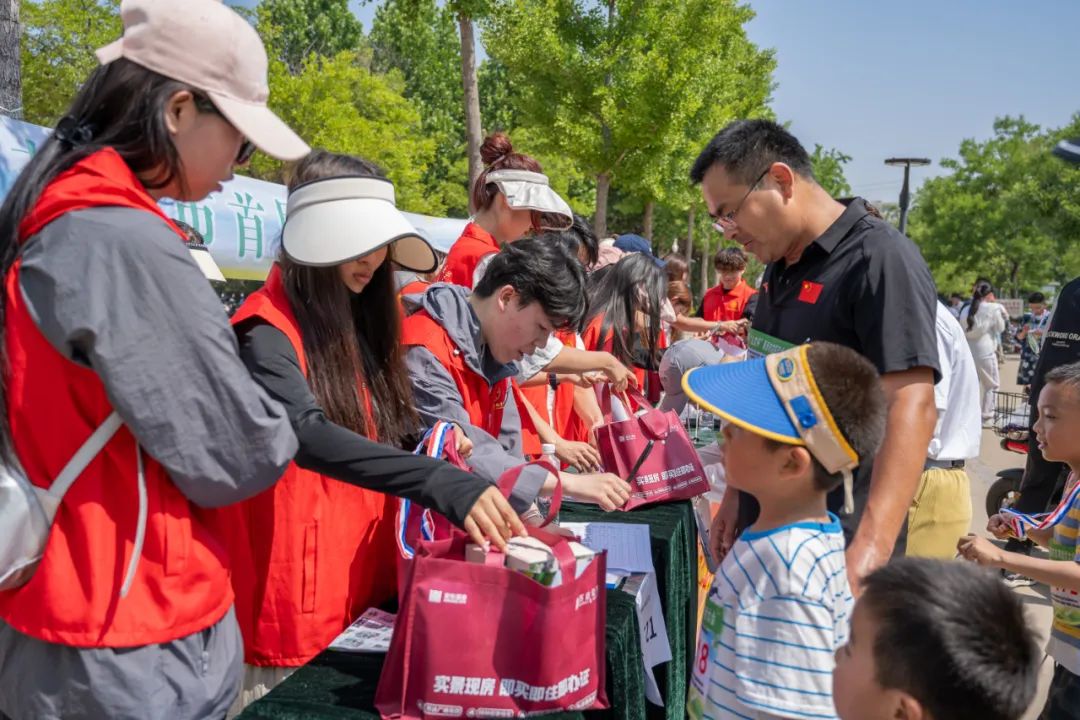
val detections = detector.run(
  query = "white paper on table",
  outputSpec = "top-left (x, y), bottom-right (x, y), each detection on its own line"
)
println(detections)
top-left (559, 522), bottom-right (654, 575)
top-left (328, 607), bottom-right (395, 653)
top-left (621, 572), bottom-right (672, 706)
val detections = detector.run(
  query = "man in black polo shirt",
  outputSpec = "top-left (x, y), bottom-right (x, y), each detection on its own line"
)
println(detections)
top-left (689, 120), bottom-right (940, 590)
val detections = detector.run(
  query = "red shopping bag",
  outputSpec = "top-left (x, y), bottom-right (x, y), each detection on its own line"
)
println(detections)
top-left (594, 387), bottom-right (709, 510)
top-left (375, 523), bottom-right (607, 718)
top-left (396, 424), bottom-right (560, 597)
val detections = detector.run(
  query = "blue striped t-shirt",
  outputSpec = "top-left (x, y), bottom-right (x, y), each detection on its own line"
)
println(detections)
top-left (687, 514), bottom-right (852, 720)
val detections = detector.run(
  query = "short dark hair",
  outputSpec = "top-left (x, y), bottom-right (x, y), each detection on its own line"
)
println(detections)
top-left (690, 119), bottom-right (815, 186)
top-left (714, 247), bottom-right (748, 272)
top-left (767, 343), bottom-right (886, 492)
top-left (1028, 291), bottom-right (1045, 304)
top-left (861, 558), bottom-right (1039, 720)
top-left (1045, 360), bottom-right (1080, 397)
top-left (474, 236), bottom-right (587, 331)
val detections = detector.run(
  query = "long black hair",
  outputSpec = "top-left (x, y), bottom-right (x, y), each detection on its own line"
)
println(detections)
top-left (584, 253), bottom-right (665, 368)
top-left (278, 150), bottom-right (417, 446)
top-left (0, 59), bottom-right (200, 459)
top-left (967, 280), bottom-right (994, 331)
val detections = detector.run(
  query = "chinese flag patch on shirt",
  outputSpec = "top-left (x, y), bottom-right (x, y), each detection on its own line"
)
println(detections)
top-left (798, 280), bottom-right (823, 304)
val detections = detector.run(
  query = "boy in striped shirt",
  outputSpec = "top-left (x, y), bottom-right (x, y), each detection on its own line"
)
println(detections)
top-left (682, 342), bottom-right (887, 719)
top-left (959, 360), bottom-right (1080, 719)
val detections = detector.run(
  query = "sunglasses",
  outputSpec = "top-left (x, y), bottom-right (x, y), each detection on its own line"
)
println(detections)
top-left (192, 95), bottom-right (256, 165)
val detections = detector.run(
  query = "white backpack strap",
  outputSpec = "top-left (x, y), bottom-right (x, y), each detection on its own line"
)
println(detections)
top-left (48, 412), bottom-right (123, 497)
top-left (120, 445), bottom-right (147, 599)
top-left (45, 412), bottom-right (145, 599)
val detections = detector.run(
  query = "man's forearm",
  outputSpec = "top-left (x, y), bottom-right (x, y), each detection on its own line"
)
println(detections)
top-left (848, 370), bottom-right (937, 583)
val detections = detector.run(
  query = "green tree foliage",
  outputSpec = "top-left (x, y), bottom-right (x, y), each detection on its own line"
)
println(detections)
top-left (249, 50), bottom-right (441, 215)
top-left (909, 115), bottom-right (1080, 296)
top-left (370, 0), bottom-right (469, 214)
top-left (20, 0), bottom-right (120, 125)
top-left (809, 144), bottom-right (852, 198)
top-left (257, 0), bottom-right (363, 74)
top-left (483, 0), bottom-right (774, 237)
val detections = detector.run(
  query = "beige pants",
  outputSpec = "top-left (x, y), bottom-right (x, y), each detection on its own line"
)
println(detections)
top-left (225, 664), bottom-right (296, 719)
top-left (906, 466), bottom-right (973, 558)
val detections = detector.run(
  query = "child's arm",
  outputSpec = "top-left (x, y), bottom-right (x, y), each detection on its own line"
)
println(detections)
top-left (1027, 525), bottom-right (1054, 548)
top-left (988, 512), bottom-right (1053, 547)
top-left (958, 534), bottom-right (1080, 590)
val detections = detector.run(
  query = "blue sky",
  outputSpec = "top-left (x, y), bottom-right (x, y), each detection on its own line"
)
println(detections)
top-left (239, 0), bottom-right (1080, 204)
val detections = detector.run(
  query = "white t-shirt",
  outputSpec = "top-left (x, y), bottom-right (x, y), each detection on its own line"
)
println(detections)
top-left (928, 301), bottom-right (982, 462)
top-left (688, 515), bottom-right (852, 720)
top-left (959, 301), bottom-right (1006, 359)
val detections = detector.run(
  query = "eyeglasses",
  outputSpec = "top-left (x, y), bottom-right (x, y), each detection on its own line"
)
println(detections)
top-left (712, 167), bottom-right (769, 235)
top-left (192, 95), bottom-right (256, 165)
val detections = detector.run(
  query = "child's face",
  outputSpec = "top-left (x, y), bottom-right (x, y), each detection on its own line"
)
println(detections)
top-left (718, 268), bottom-right (744, 290)
top-left (833, 599), bottom-right (920, 720)
top-left (719, 421), bottom-right (790, 493)
top-left (1034, 382), bottom-right (1080, 465)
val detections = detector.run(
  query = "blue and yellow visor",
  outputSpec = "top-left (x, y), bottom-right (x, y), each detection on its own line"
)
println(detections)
top-left (682, 344), bottom-right (859, 512)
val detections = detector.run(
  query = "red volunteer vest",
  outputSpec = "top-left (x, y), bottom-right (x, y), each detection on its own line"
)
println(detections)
top-left (582, 314), bottom-right (654, 412)
top-left (517, 330), bottom-right (580, 451)
top-left (700, 279), bottom-right (756, 323)
top-left (209, 265), bottom-right (398, 666)
top-left (400, 310), bottom-right (509, 438)
top-left (435, 222), bottom-right (499, 288)
top-left (0, 148), bottom-right (233, 647)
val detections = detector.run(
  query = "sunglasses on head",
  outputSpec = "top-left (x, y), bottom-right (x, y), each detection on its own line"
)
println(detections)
top-left (192, 95), bottom-right (256, 165)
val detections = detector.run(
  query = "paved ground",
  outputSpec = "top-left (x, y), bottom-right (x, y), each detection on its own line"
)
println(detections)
top-left (965, 356), bottom-right (1054, 718)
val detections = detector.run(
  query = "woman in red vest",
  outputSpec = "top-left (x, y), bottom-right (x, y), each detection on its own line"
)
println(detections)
top-left (217, 151), bottom-right (524, 712)
top-left (437, 132), bottom-right (573, 289)
top-left (582, 253), bottom-right (668, 412)
top-left (0, 2), bottom-right (309, 717)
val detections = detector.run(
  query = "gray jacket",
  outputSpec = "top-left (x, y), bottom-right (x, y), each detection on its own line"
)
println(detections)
top-left (403, 284), bottom-right (545, 511)
top-left (0, 206), bottom-right (297, 720)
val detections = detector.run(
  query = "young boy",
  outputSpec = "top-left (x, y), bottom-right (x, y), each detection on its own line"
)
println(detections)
top-left (833, 557), bottom-right (1039, 720)
top-left (698, 246), bottom-right (756, 326)
top-left (683, 342), bottom-right (887, 719)
top-left (959, 360), bottom-right (1080, 719)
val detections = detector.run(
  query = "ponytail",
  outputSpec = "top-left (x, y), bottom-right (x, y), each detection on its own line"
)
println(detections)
top-left (967, 281), bottom-right (994, 331)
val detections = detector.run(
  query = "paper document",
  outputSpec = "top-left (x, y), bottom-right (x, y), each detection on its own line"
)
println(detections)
top-left (559, 522), bottom-right (654, 575)
top-left (622, 572), bottom-right (672, 706)
top-left (329, 607), bottom-right (395, 653)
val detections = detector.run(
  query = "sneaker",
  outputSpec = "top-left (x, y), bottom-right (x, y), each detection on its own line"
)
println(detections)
top-left (1001, 569), bottom-right (1037, 588)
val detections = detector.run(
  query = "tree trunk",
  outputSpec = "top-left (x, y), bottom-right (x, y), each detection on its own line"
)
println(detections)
top-left (685, 206), bottom-right (695, 268)
top-left (642, 200), bottom-right (654, 244)
top-left (699, 229), bottom-right (710, 297)
top-left (458, 12), bottom-right (483, 212)
top-left (0, 0), bottom-right (20, 119)
top-left (594, 172), bottom-right (611, 240)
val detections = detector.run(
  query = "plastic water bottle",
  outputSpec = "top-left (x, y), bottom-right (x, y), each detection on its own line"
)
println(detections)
top-left (539, 443), bottom-right (558, 521)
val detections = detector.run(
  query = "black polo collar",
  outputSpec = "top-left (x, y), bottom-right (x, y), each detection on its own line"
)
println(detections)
top-left (813, 197), bottom-right (872, 255)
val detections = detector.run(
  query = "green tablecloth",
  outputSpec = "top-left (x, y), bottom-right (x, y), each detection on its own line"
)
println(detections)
top-left (238, 501), bottom-right (697, 720)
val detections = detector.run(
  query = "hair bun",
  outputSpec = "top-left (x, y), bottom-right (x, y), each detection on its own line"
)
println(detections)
top-left (480, 132), bottom-right (514, 166)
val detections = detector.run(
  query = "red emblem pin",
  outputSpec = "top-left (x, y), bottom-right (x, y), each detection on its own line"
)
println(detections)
top-left (798, 281), bottom-right (823, 304)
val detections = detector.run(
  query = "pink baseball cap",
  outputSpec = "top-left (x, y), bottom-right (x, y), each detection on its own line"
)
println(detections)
top-left (95, 0), bottom-right (310, 161)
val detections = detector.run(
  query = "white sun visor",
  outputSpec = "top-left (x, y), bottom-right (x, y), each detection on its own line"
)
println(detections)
top-left (282, 176), bottom-right (438, 273)
top-left (486, 169), bottom-right (573, 231)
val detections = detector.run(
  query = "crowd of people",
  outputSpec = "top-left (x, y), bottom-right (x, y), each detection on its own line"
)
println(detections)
top-left (3, 2), bottom-right (1080, 720)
